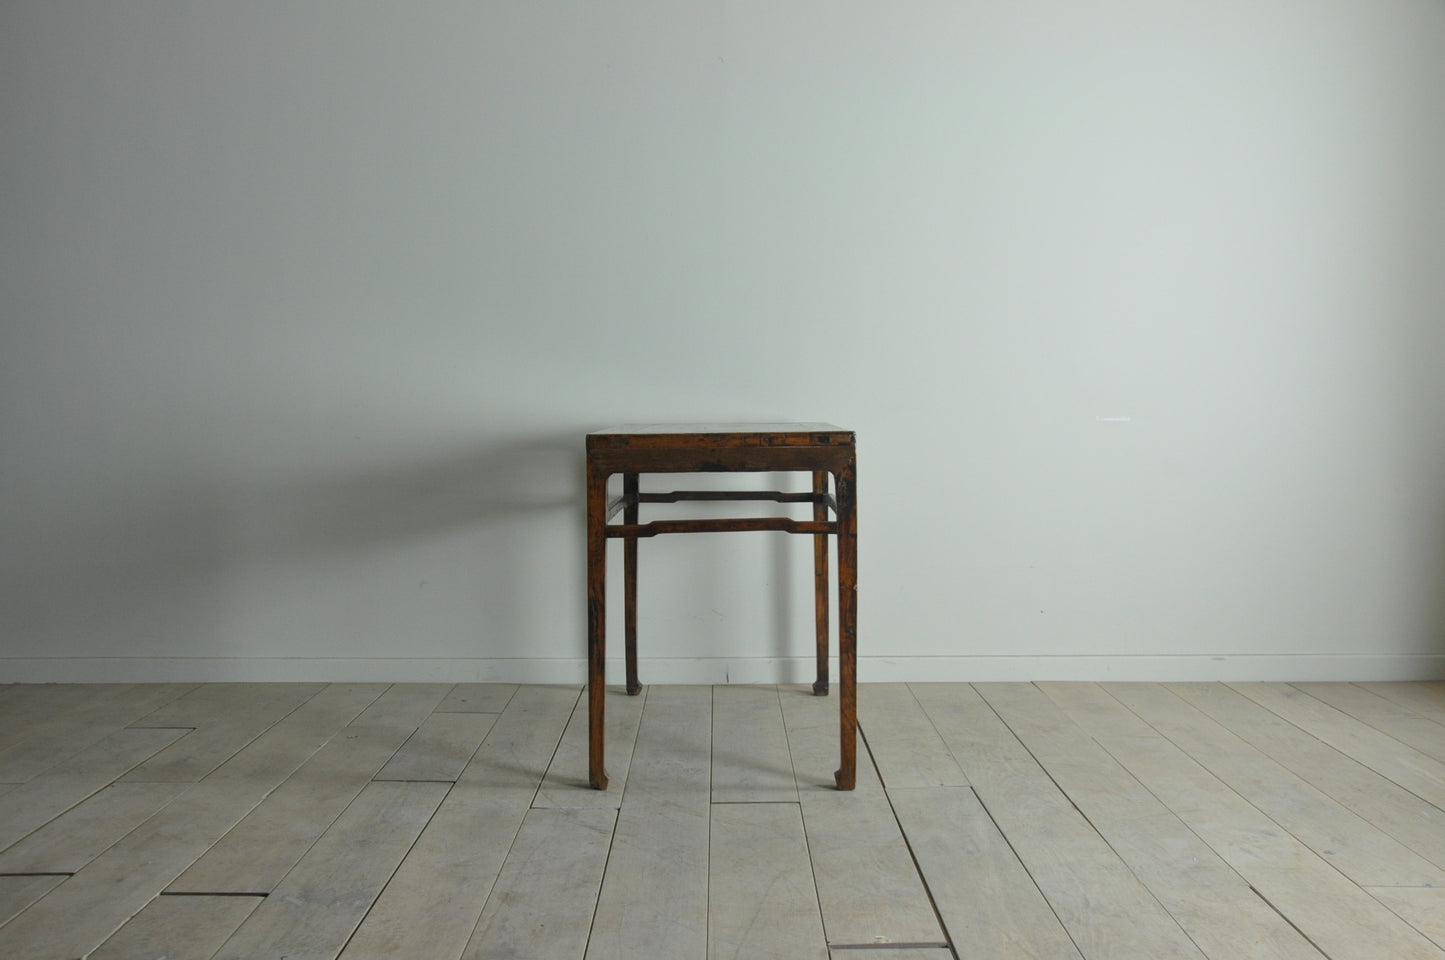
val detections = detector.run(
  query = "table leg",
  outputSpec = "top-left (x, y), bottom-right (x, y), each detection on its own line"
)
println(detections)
top-left (587, 460), bottom-right (609, 790)
top-left (623, 473), bottom-right (641, 696)
top-left (834, 459), bottom-right (857, 791)
top-left (812, 470), bottom-right (830, 696)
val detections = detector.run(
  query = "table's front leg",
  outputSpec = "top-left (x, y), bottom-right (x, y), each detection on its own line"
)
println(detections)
top-left (587, 459), bottom-right (610, 790)
top-left (834, 459), bottom-right (858, 791)
top-left (623, 472), bottom-right (641, 696)
top-left (812, 470), bottom-right (830, 696)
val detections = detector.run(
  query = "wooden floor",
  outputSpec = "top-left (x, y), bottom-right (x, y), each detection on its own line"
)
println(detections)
top-left (1, 682), bottom-right (1443, 959)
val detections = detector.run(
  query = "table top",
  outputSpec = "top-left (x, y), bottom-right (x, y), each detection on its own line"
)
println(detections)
top-left (587, 423), bottom-right (853, 473)
top-left (590, 422), bottom-right (847, 436)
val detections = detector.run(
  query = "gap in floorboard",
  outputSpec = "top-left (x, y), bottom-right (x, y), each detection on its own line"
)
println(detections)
top-left (0, 873), bottom-right (71, 879)
top-left (1248, 884), bottom-right (1330, 958)
top-left (368, 778), bottom-right (459, 783)
top-left (875, 779), bottom-right (967, 956)
top-left (829, 943), bottom-right (953, 950)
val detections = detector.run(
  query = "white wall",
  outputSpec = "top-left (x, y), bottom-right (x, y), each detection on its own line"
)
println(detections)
top-left (3, 1), bottom-right (1443, 683)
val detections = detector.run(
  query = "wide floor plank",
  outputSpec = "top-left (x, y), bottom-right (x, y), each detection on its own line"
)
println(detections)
top-left (1167, 681), bottom-right (1445, 871)
top-left (1098, 714), bottom-right (1445, 960)
top-left (347, 682), bottom-right (454, 728)
top-left (922, 683), bottom-right (1208, 960)
top-left (374, 711), bottom-right (496, 782)
top-left (195, 682), bottom-right (392, 786)
top-left (800, 788), bottom-right (945, 947)
top-left (859, 683), bottom-right (968, 788)
top-left (984, 683), bottom-right (1324, 960)
top-left (123, 683), bottom-right (327, 781)
top-left (88, 894), bottom-right (263, 960)
top-left (0, 685), bottom-right (111, 752)
top-left (168, 722), bottom-right (416, 894)
top-left (890, 786), bottom-right (1081, 960)
top-left (1034, 681), bottom-right (1158, 739)
top-left (0, 727), bottom-right (187, 852)
top-left (1229, 682), bottom-right (1445, 810)
top-left (127, 683), bottom-right (321, 727)
top-left (534, 685), bottom-right (647, 808)
top-left (1292, 682), bottom-right (1445, 764)
top-left (0, 684), bottom-right (193, 782)
top-left (1123, 683), bottom-right (1445, 887)
top-left (457, 685), bottom-right (581, 794)
top-left (1358, 682), bottom-right (1445, 724)
top-left (779, 684), bottom-right (877, 795)
top-left (0, 874), bottom-right (65, 927)
top-left (210, 780), bottom-right (448, 960)
top-left (340, 686), bottom-right (582, 960)
top-left (1368, 886), bottom-right (1445, 949)
top-left (708, 802), bottom-right (828, 960)
top-left (461, 807), bottom-right (617, 960)
top-left (437, 683), bottom-right (518, 713)
top-left (711, 684), bottom-right (797, 803)
top-left (338, 786), bottom-right (528, 960)
top-left (0, 781), bottom-right (189, 874)
top-left (587, 685), bottom-right (712, 960)
top-left (0, 781), bottom-right (267, 960)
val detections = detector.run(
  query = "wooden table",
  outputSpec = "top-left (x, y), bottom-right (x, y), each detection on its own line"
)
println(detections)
top-left (586, 423), bottom-right (858, 789)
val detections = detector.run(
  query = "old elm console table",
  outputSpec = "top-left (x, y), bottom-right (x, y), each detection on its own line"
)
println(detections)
top-left (585, 423), bottom-right (858, 790)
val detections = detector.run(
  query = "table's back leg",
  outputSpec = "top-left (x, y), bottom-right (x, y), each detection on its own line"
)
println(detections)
top-left (623, 473), bottom-right (641, 696)
top-left (833, 459), bottom-right (857, 790)
top-left (587, 459), bottom-right (610, 790)
top-left (812, 470), bottom-right (830, 696)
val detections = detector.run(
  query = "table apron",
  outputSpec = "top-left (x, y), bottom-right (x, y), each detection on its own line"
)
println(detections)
top-left (605, 518), bottom-right (836, 538)
top-left (587, 446), bottom-right (853, 475)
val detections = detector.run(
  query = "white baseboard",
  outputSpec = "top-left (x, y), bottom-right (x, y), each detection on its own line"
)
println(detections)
top-left (3, 654), bottom-right (1442, 684)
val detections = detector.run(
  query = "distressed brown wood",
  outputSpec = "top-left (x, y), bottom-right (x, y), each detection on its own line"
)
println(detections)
top-left (586, 455), bottom-right (609, 791)
top-left (833, 457), bottom-right (858, 790)
top-left (610, 517), bottom-right (834, 538)
top-left (585, 423), bottom-right (857, 792)
top-left (623, 472), bottom-right (640, 697)
top-left (639, 490), bottom-right (827, 504)
top-left (812, 470), bottom-right (830, 696)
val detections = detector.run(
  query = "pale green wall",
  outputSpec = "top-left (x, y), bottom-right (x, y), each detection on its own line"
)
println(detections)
top-left (3, 1), bottom-right (1443, 681)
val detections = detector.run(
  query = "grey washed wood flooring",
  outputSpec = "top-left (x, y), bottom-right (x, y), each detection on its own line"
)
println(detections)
top-left (1, 681), bottom-right (1443, 959)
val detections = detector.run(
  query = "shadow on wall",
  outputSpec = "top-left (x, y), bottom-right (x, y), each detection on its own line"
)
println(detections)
top-left (2, 436), bottom-right (583, 664)
top-left (237, 435), bottom-right (586, 661)
top-left (282, 442), bottom-right (808, 669)
top-left (277, 438), bottom-right (580, 555)
top-left (6, 431), bottom-right (809, 670)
